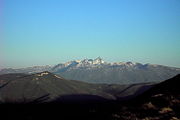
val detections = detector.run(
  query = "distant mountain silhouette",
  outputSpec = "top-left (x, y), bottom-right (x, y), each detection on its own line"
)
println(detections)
top-left (1, 58), bottom-right (180, 84)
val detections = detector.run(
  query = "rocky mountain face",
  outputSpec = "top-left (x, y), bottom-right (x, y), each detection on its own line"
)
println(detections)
top-left (1, 57), bottom-right (180, 84)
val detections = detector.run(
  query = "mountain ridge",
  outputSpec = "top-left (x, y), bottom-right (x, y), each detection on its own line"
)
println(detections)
top-left (111, 74), bottom-right (180, 120)
top-left (0, 72), bottom-right (179, 120)
top-left (0, 71), bottom-right (154, 103)
top-left (1, 57), bottom-right (180, 84)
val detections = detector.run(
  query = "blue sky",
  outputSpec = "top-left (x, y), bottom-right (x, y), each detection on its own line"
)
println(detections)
top-left (1, 0), bottom-right (180, 68)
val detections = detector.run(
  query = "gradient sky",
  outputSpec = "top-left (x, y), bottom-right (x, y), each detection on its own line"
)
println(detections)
top-left (1, 0), bottom-right (180, 68)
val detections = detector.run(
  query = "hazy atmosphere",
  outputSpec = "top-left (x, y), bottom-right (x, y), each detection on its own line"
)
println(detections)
top-left (1, 1), bottom-right (180, 120)
top-left (1, 0), bottom-right (180, 68)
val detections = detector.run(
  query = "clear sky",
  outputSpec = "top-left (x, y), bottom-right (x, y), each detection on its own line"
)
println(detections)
top-left (1, 0), bottom-right (180, 68)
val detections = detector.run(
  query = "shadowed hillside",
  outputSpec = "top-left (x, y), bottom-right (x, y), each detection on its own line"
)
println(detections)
top-left (111, 74), bottom-right (180, 120)
top-left (0, 72), bottom-right (179, 120)
top-left (0, 71), bottom-right (154, 103)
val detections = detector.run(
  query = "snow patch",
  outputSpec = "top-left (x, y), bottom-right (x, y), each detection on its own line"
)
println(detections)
top-left (37, 72), bottom-right (49, 76)
top-left (54, 75), bottom-right (63, 79)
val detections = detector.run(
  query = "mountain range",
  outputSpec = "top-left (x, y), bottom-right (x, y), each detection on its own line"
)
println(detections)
top-left (0, 71), bottom-right (153, 103)
top-left (1, 57), bottom-right (180, 84)
top-left (0, 71), bottom-right (179, 120)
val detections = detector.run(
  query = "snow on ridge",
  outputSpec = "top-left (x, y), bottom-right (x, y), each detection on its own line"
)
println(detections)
top-left (37, 72), bottom-right (49, 77)
top-left (54, 74), bottom-right (63, 79)
top-left (56, 57), bottom-right (145, 68)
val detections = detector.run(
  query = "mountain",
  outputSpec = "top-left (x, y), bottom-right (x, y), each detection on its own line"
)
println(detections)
top-left (0, 72), bottom-right (179, 120)
top-left (0, 65), bottom-right (51, 74)
top-left (0, 71), bottom-right (153, 103)
top-left (111, 74), bottom-right (180, 120)
top-left (1, 57), bottom-right (180, 84)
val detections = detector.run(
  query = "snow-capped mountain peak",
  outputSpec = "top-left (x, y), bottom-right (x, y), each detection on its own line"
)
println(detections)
top-left (64, 61), bottom-right (78, 67)
top-left (93, 57), bottom-right (105, 64)
top-left (1, 58), bottom-right (180, 84)
top-left (75, 57), bottom-right (105, 66)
